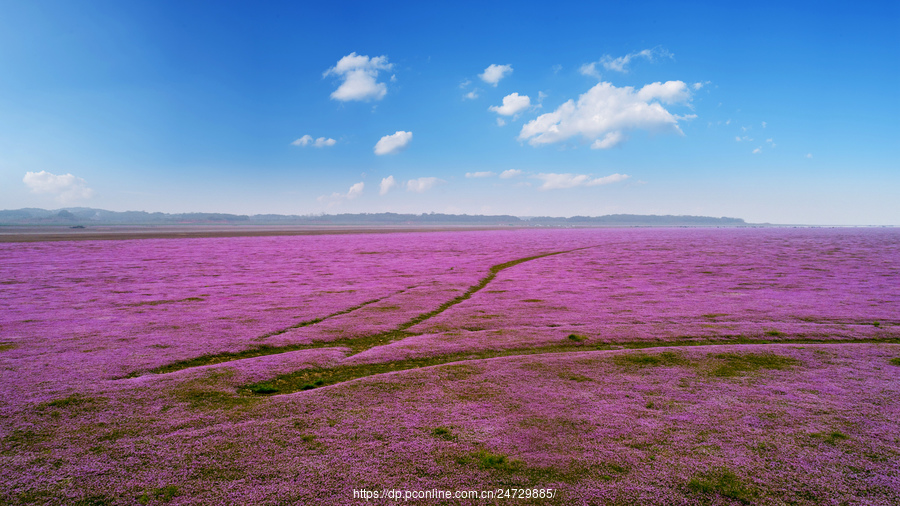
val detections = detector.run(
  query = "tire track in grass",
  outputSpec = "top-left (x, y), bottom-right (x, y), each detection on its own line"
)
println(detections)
top-left (253, 289), bottom-right (411, 341)
top-left (128, 246), bottom-right (596, 377)
top-left (242, 337), bottom-right (900, 395)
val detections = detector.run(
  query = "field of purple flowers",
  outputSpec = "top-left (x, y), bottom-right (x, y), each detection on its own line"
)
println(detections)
top-left (1, 228), bottom-right (898, 504)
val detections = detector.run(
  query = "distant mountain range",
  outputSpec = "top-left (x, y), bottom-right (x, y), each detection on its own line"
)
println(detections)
top-left (0, 207), bottom-right (750, 227)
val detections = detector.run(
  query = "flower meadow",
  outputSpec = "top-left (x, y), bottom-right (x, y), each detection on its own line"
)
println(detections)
top-left (1, 228), bottom-right (899, 504)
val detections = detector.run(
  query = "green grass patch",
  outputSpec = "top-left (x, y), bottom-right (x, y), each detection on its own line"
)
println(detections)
top-left (0, 342), bottom-right (17, 352)
top-left (431, 426), bottom-right (457, 441)
top-left (127, 297), bottom-right (204, 307)
top-left (889, 357), bottom-right (900, 366)
top-left (613, 351), bottom-right (687, 368)
top-left (764, 330), bottom-right (785, 337)
top-left (174, 388), bottom-right (256, 410)
top-left (41, 393), bottom-right (96, 409)
top-left (2, 428), bottom-right (51, 450)
top-left (706, 352), bottom-right (799, 377)
top-left (567, 333), bottom-right (587, 342)
top-left (458, 450), bottom-right (524, 472)
top-left (812, 431), bottom-right (849, 445)
top-left (138, 485), bottom-right (180, 504)
top-left (687, 468), bottom-right (757, 503)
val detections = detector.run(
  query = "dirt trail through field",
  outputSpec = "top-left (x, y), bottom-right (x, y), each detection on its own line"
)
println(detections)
top-left (131, 245), bottom-right (598, 377)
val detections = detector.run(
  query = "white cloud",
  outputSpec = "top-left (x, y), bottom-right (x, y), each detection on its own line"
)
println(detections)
top-left (479, 64), bottom-right (512, 86)
top-left (347, 182), bottom-right (364, 199)
top-left (459, 79), bottom-right (471, 88)
top-left (518, 81), bottom-right (691, 149)
top-left (533, 172), bottom-right (630, 190)
top-left (465, 171), bottom-right (496, 178)
top-left (579, 62), bottom-right (601, 79)
top-left (323, 52), bottom-right (393, 102)
top-left (693, 82), bottom-right (703, 90)
top-left (379, 176), bottom-right (397, 195)
top-left (637, 81), bottom-right (691, 104)
top-left (762, 121), bottom-right (767, 128)
top-left (292, 135), bottom-right (313, 146)
top-left (23, 171), bottom-right (94, 202)
top-left (374, 131), bottom-right (413, 155)
top-left (489, 92), bottom-right (531, 116)
top-left (316, 182), bottom-right (366, 207)
top-left (292, 135), bottom-right (336, 148)
top-left (496, 117), bottom-right (506, 127)
top-left (591, 131), bottom-right (625, 149)
top-left (499, 169), bottom-right (523, 179)
top-left (552, 64), bottom-right (563, 74)
top-left (406, 177), bottom-right (444, 193)
top-left (806, 153), bottom-right (813, 159)
top-left (581, 47), bottom-right (672, 75)
top-left (735, 135), bottom-right (752, 142)
top-left (464, 90), bottom-right (479, 100)
top-left (752, 147), bottom-right (762, 154)
top-left (318, 182), bottom-right (364, 204)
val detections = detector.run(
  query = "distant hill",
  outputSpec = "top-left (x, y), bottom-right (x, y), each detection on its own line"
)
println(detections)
top-left (0, 207), bottom-right (749, 227)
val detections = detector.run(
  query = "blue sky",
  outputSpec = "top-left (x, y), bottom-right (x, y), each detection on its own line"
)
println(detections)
top-left (1, 0), bottom-right (897, 225)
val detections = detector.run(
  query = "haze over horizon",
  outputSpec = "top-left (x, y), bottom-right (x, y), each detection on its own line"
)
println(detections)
top-left (1, 1), bottom-right (897, 226)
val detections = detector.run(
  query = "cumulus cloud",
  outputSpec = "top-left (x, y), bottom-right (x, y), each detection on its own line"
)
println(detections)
top-left (464, 90), bottom-right (479, 100)
top-left (318, 182), bottom-right (364, 205)
top-left (479, 64), bottom-right (512, 86)
top-left (489, 92), bottom-right (531, 116)
top-left (518, 81), bottom-right (691, 149)
top-left (637, 81), bottom-right (691, 104)
top-left (465, 171), bottom-right (496, 178)
top-left (323, 52), bottom-right (393, 102)
top-left (752, 147), bottom-right (762, 154)
top-left (499, 169), bottom-right (523, 179)
top-left (406, 177), bottom-right (444, 193)
top-left (379, 175), bottom-right (397, 195)
top-left (23, 171), bottom-right (94, 202)
top-left (533, 172), bottom-right (630, 190)
top-left (347, 182), bottom-right (364, 199)
top-left (374, 131), bottom-right (413, 155)
top-left (496, 118), bottom-right (506, 127)
top-left (292, 135), bottom-right (336, 148)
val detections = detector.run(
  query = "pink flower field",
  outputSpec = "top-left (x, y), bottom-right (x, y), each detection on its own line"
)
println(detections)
top-left (1, 228), bottom-right (899, 504)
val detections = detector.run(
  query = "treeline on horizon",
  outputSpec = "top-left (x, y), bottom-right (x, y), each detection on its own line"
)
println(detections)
top-left (0, 207), bottom-right (749, 227)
